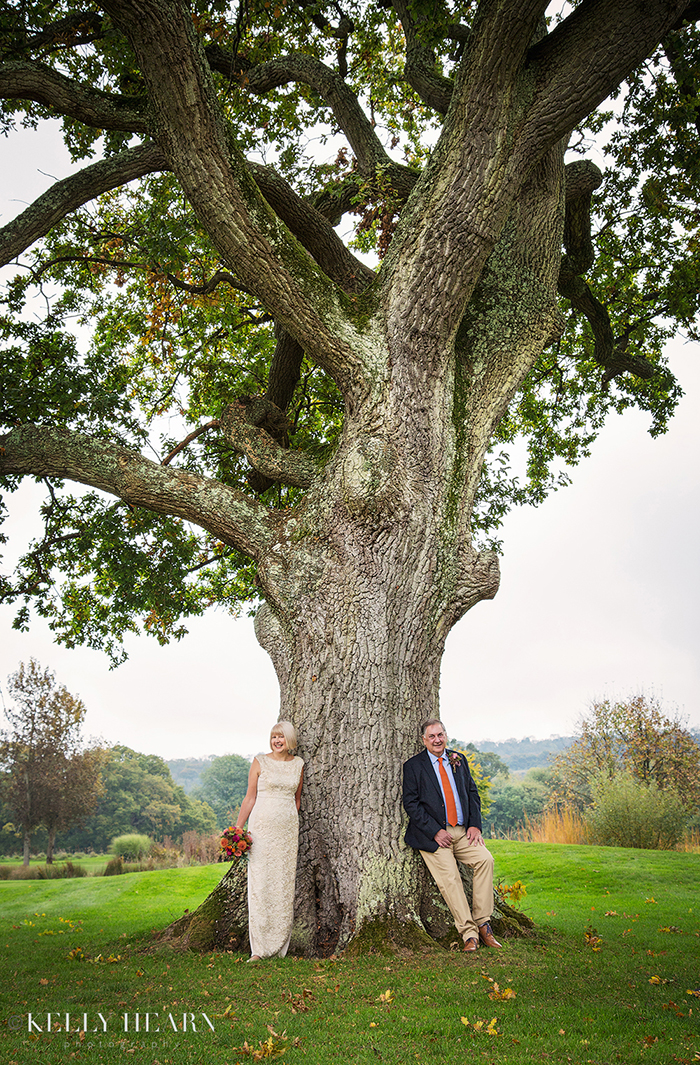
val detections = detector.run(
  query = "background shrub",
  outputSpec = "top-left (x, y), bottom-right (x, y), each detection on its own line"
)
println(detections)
top-left (109, 833), bottom-right (152, 860)
top-left (182, 830), bottom-right (221, 864)
top-left (585, 772), bottom-right (688, 850)
top-left (2, 862), bottom-right (88, 880)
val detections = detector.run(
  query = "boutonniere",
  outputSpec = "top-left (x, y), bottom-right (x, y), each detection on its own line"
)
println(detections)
top-left (448, 751), bottom-right (462, 771)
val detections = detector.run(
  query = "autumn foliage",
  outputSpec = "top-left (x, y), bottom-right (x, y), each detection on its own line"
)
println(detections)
top-left (546, 694), bottom-right (700, 849)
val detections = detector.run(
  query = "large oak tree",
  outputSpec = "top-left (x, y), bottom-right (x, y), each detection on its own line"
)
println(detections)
top-left (1, 0), bottom-right (699, 951)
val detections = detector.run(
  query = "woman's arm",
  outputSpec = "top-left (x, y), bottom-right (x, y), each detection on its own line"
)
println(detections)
top-left (295, 766), bottom-right (304, 812)
top-left (235, 758), bottom-right (261, 830)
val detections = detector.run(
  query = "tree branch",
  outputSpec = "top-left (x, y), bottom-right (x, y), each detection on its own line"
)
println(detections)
top-left (381, 0), bottom-right (690, 357)
top-left (0, 60), bottom-right (147, 132)
top-left (391, 0), bottom-right (455, 115)
top-left (102, 0), bottom-right (368, 397)
top-left (0, 425), bottom-right (274, 559)
top-left (0, 139), bottom-right (372, 295)
top-left (266, 325), bottom-right (305, 413)
top-left (524, 0), bottom-right (694, 160)
top-left (249, 162), bottom-right (374, 294)
top-left (207, 46), bottom-right (417, 205)
top-left (0, 143), bottom-right (167, 267)
top-left (220, 401), bottom-right (320, 489)
top-left (561, 159), bottom-right (603, 277)
top-left (558, 276), bottom-right (657, 385)
top-left (242, 326), bottom-right (307, 494)
top-left (379, 0), bottom-right (550, 350)
top-left (206, 46), bottom-right (390, 176)
top-left (559, 160), bottom-right (655, 385)
top-left (3, 11), bottom-right (105, 57)
top-left (161, 420), bottom-right (220, 466)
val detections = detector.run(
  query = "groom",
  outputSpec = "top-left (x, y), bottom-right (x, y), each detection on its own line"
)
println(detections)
top-left (402, 719), bottom-right (501, 952)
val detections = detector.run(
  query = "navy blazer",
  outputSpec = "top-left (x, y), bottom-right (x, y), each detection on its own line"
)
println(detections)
top-left (402, 748), bottom-right (483, 852)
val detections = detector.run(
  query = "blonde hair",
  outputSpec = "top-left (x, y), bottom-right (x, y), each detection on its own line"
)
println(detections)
top-left (271, 720), bottom-right (297, 751)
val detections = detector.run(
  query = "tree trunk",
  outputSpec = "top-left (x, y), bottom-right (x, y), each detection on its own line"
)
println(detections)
top-left (46, 827), bottom-right (56, 864)
top-left (160, 141), bottom-right (567, 956)
top-left (163, 513), bottom-right (503, 954)
top-left (23, 830), bottom-right (31, 867)
top-left (255, 528), bottom-right (497, 953)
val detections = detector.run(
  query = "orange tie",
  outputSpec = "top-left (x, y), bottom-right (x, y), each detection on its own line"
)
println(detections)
top-left (438, 756), bottom-right (458, 827)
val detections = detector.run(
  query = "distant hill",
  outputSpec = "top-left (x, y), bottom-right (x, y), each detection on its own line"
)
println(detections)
top-left (166, 729), bottom-right (695, 789)
top-left (167, 757), bottom-right (215, 793)
top-left (473, 735), bottom-right (574, 772)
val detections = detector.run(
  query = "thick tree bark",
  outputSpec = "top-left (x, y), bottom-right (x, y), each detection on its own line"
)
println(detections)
top-left (1, 125), bottom-right (561, 950)
top-left (256, 535), bottom-right (499, 953)
top-left (164, 524), bottom-right (501, 954)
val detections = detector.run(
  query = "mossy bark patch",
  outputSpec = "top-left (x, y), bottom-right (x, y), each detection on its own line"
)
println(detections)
top-left (344, 915), bottom-right (445, 957)
top-left (156, 863), bottom-right (249, 953)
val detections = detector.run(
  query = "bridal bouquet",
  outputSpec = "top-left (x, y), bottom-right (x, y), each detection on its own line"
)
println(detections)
top-left (220, 826), bottom-right (253, 862)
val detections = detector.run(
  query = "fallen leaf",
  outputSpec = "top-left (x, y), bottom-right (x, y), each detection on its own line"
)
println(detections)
top-left (488, 983), bottom-right (516, 1001)
top-left (584, 925), bottom-right (602, 950)
top-left (460, 1016), bottom-right (500, 1036)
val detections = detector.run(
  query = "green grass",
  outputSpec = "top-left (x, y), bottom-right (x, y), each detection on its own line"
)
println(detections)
top-left (1, 843), bottom-right (698, 1064)
top-left (0, 854), bottom-right (111, 874)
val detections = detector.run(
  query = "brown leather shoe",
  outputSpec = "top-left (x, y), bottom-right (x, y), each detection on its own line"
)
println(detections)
top-left (463, 937), bottom-right (479, 952)
top-left (478, 922), bottom-right (502, 948)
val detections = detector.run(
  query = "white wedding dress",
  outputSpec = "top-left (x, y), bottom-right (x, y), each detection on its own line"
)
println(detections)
top-left (247, 753), bottom-right (304, 958)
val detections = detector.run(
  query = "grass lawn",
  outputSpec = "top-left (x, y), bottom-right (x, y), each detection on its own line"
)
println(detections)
top-left (0, 855), bottom-right (112, 875)
top-left (0, 841), bottom-right (698, 1064)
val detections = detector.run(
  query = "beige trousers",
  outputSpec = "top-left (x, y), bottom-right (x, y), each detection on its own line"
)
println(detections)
top-left (420, 825), bottom-right (495, 942)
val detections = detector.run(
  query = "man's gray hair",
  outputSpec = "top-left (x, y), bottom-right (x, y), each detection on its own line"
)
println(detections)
top-left (420, 718), bottom-right (446, 737)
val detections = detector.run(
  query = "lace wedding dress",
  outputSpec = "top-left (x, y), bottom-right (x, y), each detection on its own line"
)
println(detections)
top-left (247, 753), bottom-right (304, 958)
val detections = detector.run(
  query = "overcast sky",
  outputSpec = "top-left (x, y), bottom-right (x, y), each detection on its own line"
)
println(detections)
top-left (1, 123), bottom-right (699, 761)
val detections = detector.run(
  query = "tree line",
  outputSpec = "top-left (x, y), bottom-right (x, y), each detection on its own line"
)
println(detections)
top-left (0, 660), bottom-right (250, 861)
top-left (465, 695), bottom-right (700, 847)
top-left (3, 662), bottom-right (697, 859)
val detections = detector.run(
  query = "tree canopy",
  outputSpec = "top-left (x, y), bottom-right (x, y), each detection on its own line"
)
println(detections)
top-left (191, 752), bottom-right (252, 828)
top-left (0, 1), bottom-right (697, 655)
top-left (59, 743), bottom-right (217, 852)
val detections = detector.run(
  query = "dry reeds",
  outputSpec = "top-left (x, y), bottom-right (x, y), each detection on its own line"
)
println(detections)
top-left (505, 806), bottom-right (700, 851)
top-left (0, 861), bottom-right (89, 881)
top-left (677, 829), bottom-right (700, 853)
top-left (515, 806), bottom-right (591, 845)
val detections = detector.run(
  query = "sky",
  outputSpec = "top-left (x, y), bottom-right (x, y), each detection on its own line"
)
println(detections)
top-left (1, 122), bottom-right (699, 762)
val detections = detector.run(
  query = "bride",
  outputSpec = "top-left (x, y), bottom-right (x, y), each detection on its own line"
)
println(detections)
top-left (234, 721), bottom-right (304, 960)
